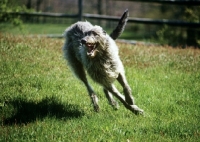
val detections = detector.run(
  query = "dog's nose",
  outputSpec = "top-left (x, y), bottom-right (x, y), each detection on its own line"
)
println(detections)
top-left (81, 39), bottom-right (86, 44)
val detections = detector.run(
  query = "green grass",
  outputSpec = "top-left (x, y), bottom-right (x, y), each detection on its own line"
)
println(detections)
top-left (0, 34), bottom-right (200, 141)
top-left (0, 23), bottom-right (69, 35)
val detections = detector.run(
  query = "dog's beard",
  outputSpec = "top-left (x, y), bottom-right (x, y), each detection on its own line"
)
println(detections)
top-left (81, 42), bottom-right (98, 58)
top-left (81, 35), bottom-right (106, 58)
top-left (85, 40), bottom-right (107, 58)
top-left (86, 43), bottom-right (97, 57)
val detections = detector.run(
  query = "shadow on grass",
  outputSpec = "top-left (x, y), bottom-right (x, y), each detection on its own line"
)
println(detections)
top-left (2, 96), bottom-right (84, 125)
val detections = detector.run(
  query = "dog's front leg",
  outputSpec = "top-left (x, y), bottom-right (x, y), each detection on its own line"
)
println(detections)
top-left (84, 81), bottom-right (100, 112)
top-left (86, 87), bottom-right (99, 112)
top-left (106, 84), bottom-right (143, 115)
top-left (90, 92), bottom-right (99, 112)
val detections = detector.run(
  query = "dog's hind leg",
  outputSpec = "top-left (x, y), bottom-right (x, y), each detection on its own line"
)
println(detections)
top-left (103, 88), bottom-right (119, 109)
top-left (106, 84), bottom-right (143, 115)
top-left (117, 73), bottom-right (135, 105)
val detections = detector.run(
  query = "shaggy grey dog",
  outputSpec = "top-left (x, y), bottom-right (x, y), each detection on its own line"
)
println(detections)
top-left (63, 10), bottom-right (143, 115)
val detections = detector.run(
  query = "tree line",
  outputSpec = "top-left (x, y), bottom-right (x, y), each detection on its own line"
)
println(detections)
top-left (1, 0), bottom-right (200, 47)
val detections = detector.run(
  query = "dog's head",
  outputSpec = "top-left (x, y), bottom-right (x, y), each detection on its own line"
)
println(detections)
top-left (81, 26), bottom-right (107, 58)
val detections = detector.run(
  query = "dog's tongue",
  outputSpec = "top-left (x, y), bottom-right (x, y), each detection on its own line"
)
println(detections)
top-left (88, 47), bottom-right (93, 52)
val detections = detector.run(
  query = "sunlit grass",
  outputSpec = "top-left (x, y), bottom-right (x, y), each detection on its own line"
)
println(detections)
top-left (0, 34), bottom-right (200, 141)
top-left (0, 23), bottom-right (69, 35)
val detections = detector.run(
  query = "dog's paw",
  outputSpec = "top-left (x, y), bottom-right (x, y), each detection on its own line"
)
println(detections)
top-left (130, 105), bottom-right (144, 115)
top-left (110, 101), bottom-right (120, 110)
top-left (94, 105), bottom-right (100, 112)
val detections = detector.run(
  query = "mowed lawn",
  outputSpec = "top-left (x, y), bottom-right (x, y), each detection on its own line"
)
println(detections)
top-left (0, 34), bottom-right (200, 141)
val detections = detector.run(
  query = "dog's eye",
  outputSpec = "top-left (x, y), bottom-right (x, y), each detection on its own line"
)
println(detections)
top-left (92, 31), bottom-right (98, 36)
top-left (84, 32), bottom-right (89, 36)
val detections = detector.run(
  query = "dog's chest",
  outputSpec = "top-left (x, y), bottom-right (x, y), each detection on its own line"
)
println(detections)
top-left (86, 58), bottom-right (119, 86)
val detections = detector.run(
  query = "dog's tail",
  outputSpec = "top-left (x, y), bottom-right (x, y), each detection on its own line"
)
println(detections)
top-left (110, 9), bottom-right (129, 40)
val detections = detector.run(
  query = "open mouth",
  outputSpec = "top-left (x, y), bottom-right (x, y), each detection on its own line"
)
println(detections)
top-left (81, 39), bottom-right (98, 58)
top-left (85, 43), bottom-right (96, 56)
top-left (86, 43), bottom-right (96, 53)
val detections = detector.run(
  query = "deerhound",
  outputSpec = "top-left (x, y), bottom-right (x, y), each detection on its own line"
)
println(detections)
top-left (63, 10), bottom-right (143, 115)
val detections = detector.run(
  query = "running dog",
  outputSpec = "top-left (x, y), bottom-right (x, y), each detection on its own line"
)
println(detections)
top-left (63, 10), bottom-right (143, 114)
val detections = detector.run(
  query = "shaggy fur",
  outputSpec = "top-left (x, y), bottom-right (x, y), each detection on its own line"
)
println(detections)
top-left (63, 10), bottom-right (143, 114)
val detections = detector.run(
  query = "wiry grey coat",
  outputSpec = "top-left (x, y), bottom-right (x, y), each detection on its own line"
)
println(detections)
top-left (63, 10), bottom-right (143, 114)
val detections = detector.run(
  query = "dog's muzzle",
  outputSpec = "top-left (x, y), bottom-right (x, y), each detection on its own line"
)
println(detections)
top-left (81, 39), bottom-right (97, 58)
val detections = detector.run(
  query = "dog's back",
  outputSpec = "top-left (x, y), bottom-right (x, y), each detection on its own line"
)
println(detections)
top-left (63, 10), bottom-right (128, 65)
top-left (64, 9), bottom-right (128, 42)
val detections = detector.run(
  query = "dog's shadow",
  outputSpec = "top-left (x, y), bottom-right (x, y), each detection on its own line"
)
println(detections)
top-left (1, 96), bottom-right (84, 125)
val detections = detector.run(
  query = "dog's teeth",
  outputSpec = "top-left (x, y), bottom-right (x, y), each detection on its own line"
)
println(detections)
top-left (86, 43), bottom-right (96, 53)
